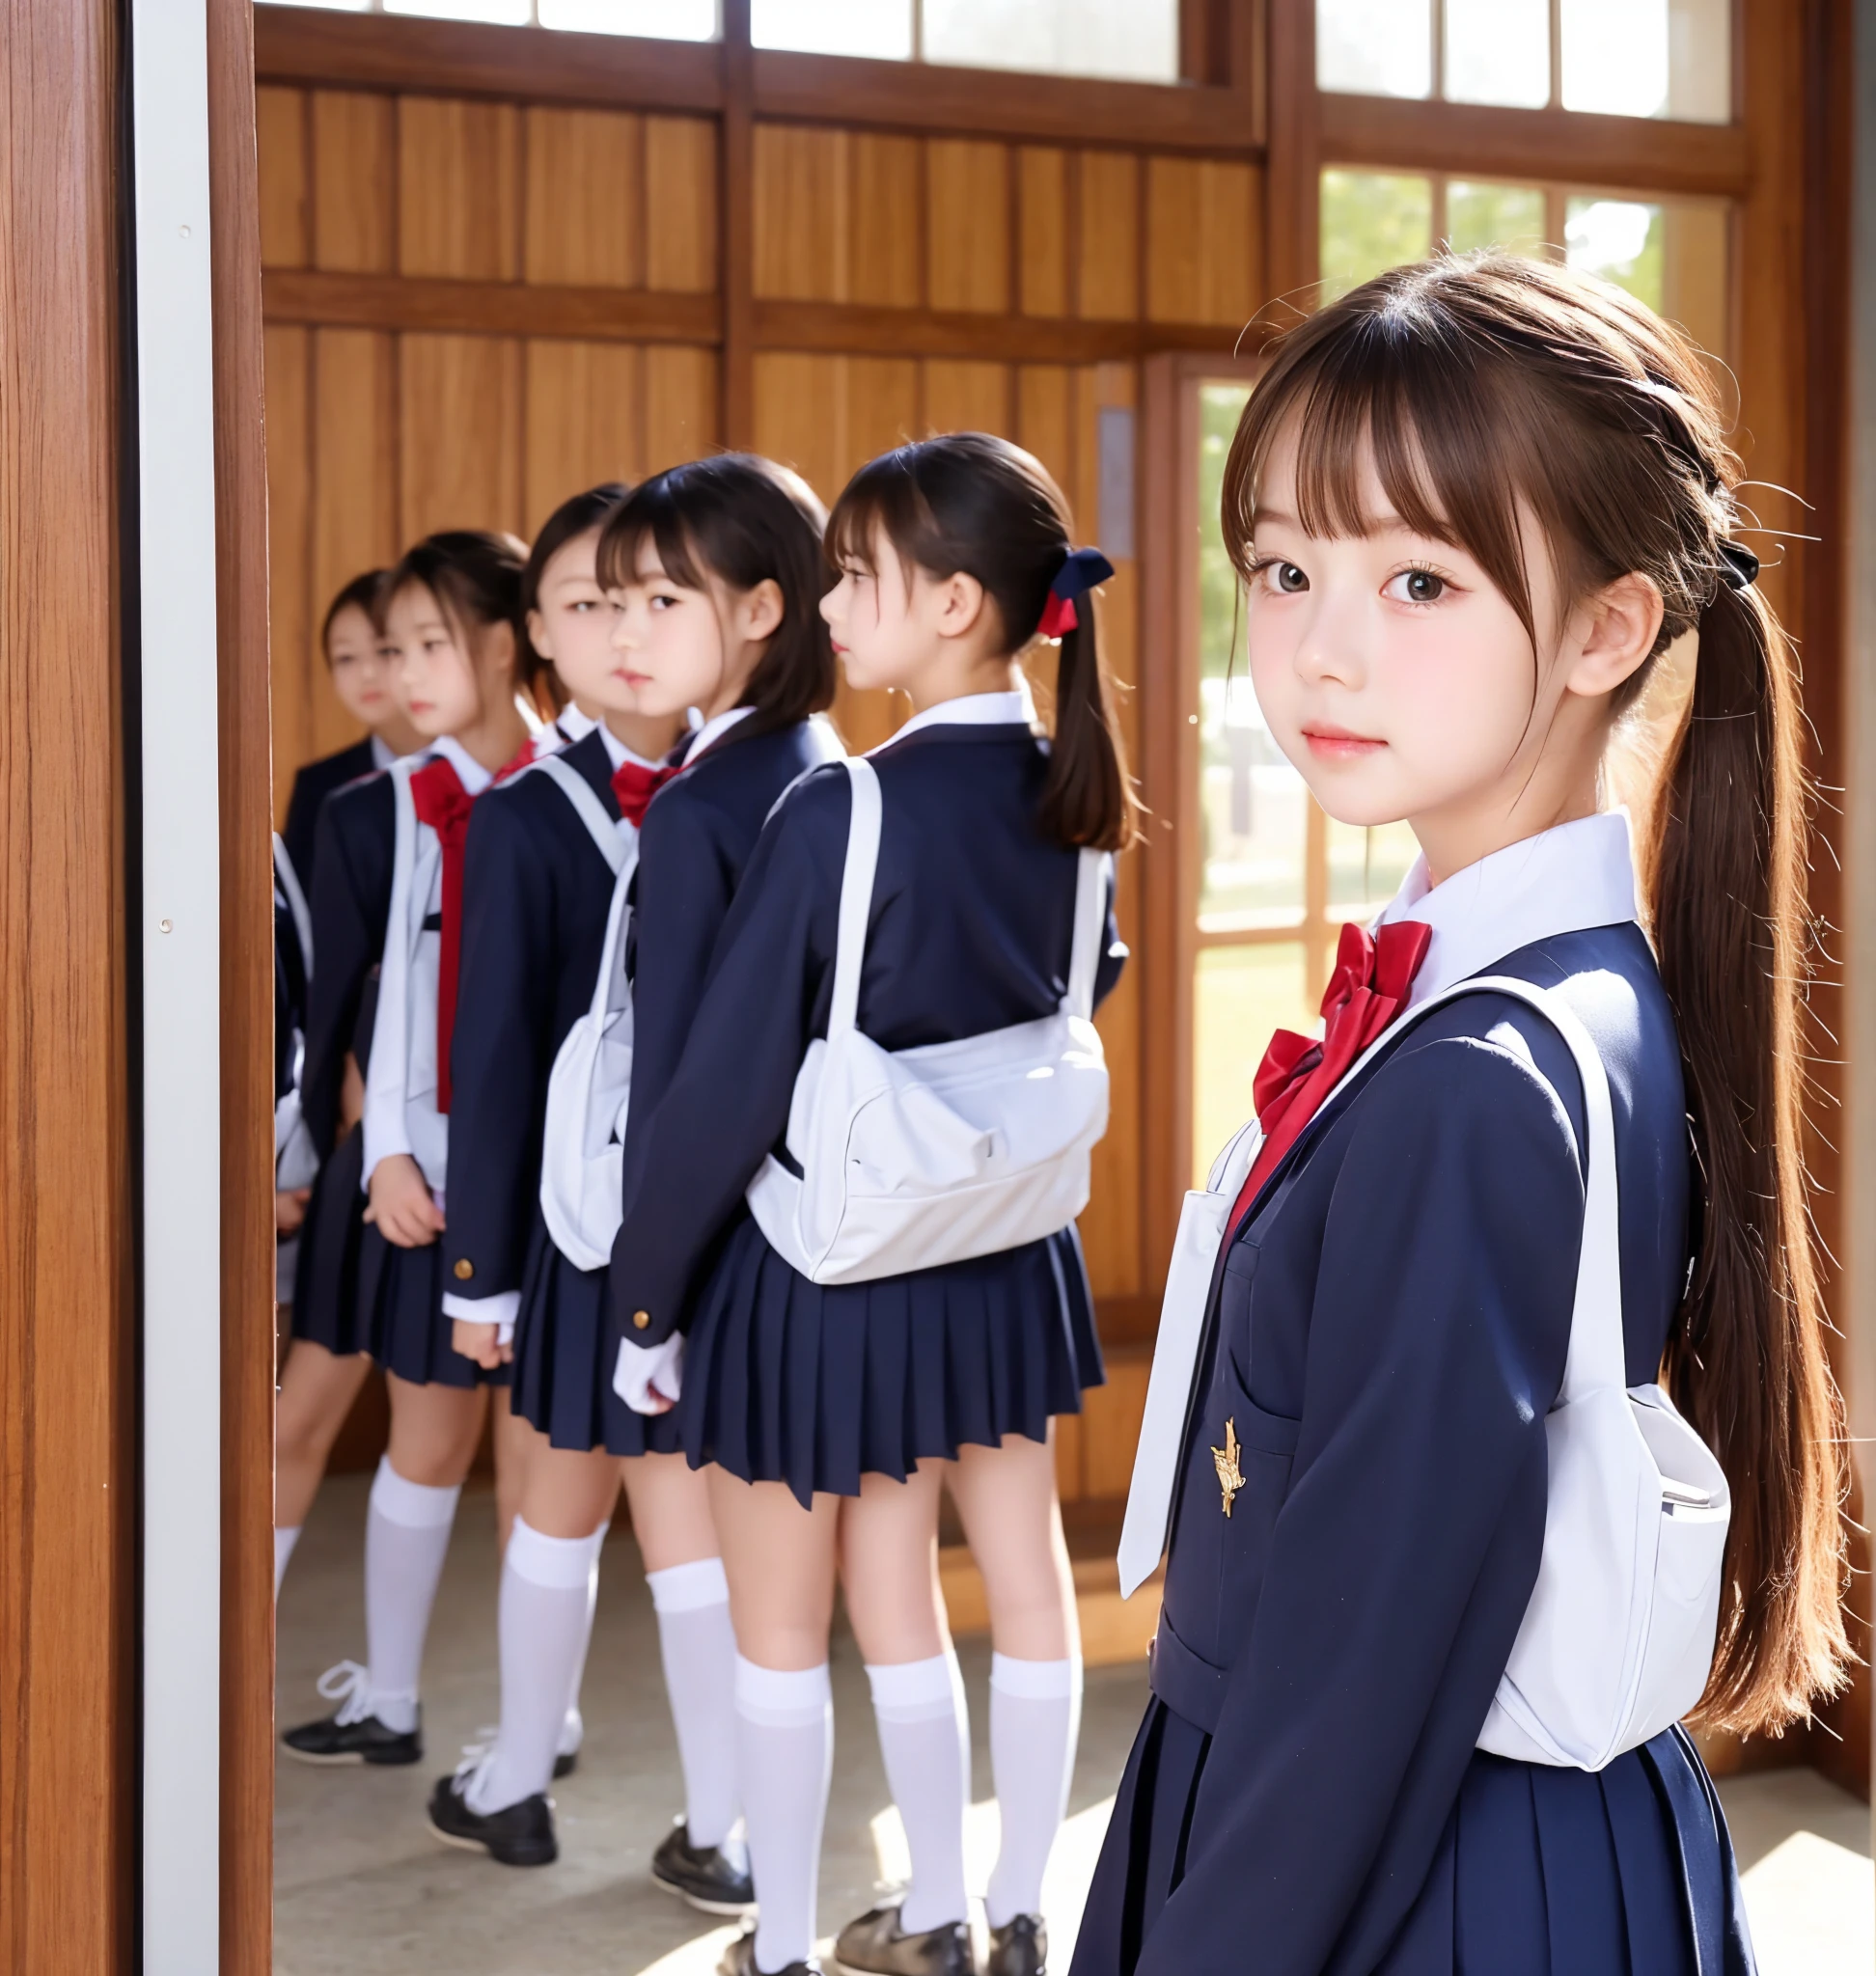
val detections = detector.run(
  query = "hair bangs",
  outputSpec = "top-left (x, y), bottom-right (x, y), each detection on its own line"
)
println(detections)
top-left (825, 450), bottom-right (942, 583)
top-left (594, 483), bottom-right (709, 596)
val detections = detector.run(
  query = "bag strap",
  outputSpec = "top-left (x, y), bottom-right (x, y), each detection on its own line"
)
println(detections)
top-left (1323, 974), bottom-right (1624, 1400)
top-left (827, 755), bottom-right (883, 1043)
top-left (272, 832), bottom-right (314, 976)
top-left (1063, 849), bottom-right (1107, 1019)
top-left (531, 753), bottom-right (627, 875)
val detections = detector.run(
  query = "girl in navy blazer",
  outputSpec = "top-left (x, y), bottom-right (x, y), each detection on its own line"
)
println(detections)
top-left (1071, 256), bottom-right (1847, 1976)
top-left (611, 435), bottom-right (1134, 1976)
top-left (275, 570), bottom-right (427, 1601)
top-left (426, 463), bottom-right (836, 1887)
top-left (281, 531), bottom-right (556, 1769)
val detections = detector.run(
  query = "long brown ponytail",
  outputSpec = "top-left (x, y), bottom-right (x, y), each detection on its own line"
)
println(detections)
top-left (826, 431), bottom-right (1141, 852)
top-left (1221, 252), bottom-right (1847, 1734)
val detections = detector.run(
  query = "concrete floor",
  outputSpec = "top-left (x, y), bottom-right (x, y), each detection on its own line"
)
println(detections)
top-left (276, 1475), bottom-right (1872, 1975)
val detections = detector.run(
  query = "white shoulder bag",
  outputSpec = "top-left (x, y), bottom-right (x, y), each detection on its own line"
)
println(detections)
top-left (1119, 974), bottom-right (1729, 1771)
top-left (745, 754), bottom-right (1112, 1286)
top-left (534, 754), bottom-right (640, 1273)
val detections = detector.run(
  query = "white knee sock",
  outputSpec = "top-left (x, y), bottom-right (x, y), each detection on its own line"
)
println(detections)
top-left (985, 1654), bottom-right (1083, 1928)
top-left (466, 1516), bottom-right (606, 1815)
top-left (868, 1651), bottom-right (970, 1933)
top-left (648, 1557), bottom-right (741, 1850)
top-left (362, 1457), bottom-right (461, 1734)
top-left (736, 1657), bottom-right (832, 1973)
top-left (274, 1525), bottom-right (301, 1602)
top-left (559, 1533), bottom-right (605, 1762)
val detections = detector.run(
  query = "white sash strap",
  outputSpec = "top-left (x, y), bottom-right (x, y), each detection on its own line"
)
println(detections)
top-left (531, 753), bottom-right (628, 875)
top-left (827, 755), bottom-right (883, 1044)
top-left (1064, 850), bottom-right (1107, 1021)
top-left (1117, 973), bottom-right (1618, 1598)
top-left (273, 833), bottom-right (314, 974)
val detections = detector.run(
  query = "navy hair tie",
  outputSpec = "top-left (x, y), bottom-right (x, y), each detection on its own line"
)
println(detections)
top-left (1717, 539), bottom-right (1759, 591)
top-left (1035, 546), bottom-right (1116, 640)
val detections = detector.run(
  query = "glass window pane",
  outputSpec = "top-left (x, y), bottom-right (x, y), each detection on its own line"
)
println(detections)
top-left (541, 0), bottom-right (719, 34)
top-left (1561, 0), bottom-right (1731, 124)
top-left (1567, 194), bottom-right (1730, 359)
top-left (1316, 0), bottom-right (1432, 99)
top-left (1319, 170), bottom-right (1433, 302)
top-left (258, 1), bottom-right (374, 11)
top-left (753, 0), bottom-right (913, 58)
top-left (1326, 819), bottom-right (1421, 915)
top-left (924, 0), bottom-right (1177, 81)
top-left (1195, 945), bottom-right (1311, 1183)
top-left (1198, 384), bottom-right (1310, 929)
top-left (1447, 179), bottom-right (1547, 256)
top-left (386, 0), bottom-right (531, 19)
top-left (1445, 0), bottom-right (1549, 108)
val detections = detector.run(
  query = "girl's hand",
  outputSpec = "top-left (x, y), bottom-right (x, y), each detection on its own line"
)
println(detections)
top-left (364, 1154), bottom-right (445, 1249)
top-left (613, 1333), bottom-right (682, 1415)
top-left (274, 1186), bottom-right (312, 1236)
top-left (451, 1318), bottom-right (509, 1369)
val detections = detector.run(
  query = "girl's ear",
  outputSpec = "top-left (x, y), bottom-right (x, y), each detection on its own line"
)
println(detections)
top-left (931, 569), bottom-right (989, 642)
top-left (737, 576), bottom-right (786, 645)
top-left (480, 617), bottom-right (518, 686)
top-left (1564, 570), bottom-right (1664, 700)
top-left (525, 607), bottom-right (553, 663)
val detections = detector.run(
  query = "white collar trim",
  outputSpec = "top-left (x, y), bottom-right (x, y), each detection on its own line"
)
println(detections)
top-left (594, 721), bottom-right (663, 775)
top-left (878, 687), bottom-right (1035, 750)
top-left (681, 703), bottom-right (756, 766)
top-left (1376, 811), bottom-right (1640, 1007)
top-left (428, 732), bottom-right (495, 798)
top-left (555, 704), bottom-right (598, 744)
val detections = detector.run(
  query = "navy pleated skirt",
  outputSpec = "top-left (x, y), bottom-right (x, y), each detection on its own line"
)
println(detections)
top-left (1071, 1702), bottom-right (1755, 1976)
top-left (358, 1224), bottom-right (508, 1389)
top-left (510, 1214), bottom-right (684, 1458)
top-left (680, 1214), bottom-right (1105, 1503)
top-left (290, 1129), bottom-right (372, 1358)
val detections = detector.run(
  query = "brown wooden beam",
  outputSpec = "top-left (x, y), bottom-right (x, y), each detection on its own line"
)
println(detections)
top-left (252, 7), bottom-right (1266, 158)
top-left (1318, 92), bottom-right (1752, 201)
top-left (262, 269), bottom-right (724, 344)
top-left (261, 267), bottom-right (1271, 367)
top-left (720, 0), bottom-right (755, 450)
top-left (253, 7), bottom-right (723, 114)
top-left (0, 4), bottom-right (133, 1967)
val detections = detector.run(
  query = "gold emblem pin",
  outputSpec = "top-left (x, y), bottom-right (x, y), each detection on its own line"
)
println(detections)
top-left (1211, 1417), bottom-right (1244, 1519)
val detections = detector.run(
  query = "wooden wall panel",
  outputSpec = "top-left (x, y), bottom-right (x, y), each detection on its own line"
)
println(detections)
top-left (399, 333), bottom-right (523, 542)
top-left (644, 116), bottom-right (719, 293)
top-left (1146, 157), bottom-right (1262, 326)
top-left (257, 86), bottom-right (309, 270)
top-left (927, 140), bottom-right (1009, 314)
top-left (924, 357), bottom-right (1011, 436)
top-left (524, 339), bottom-right (642, 531)
top-left (643, 344), bottom-right (720, 471)
top-left (1077, 151), bottom-right (1142, 320)
top-left (398, 96), bottom-right (520, 282)
top-left (753, 124), bottom-right (848, 301)
top-left (850, 133), bottom-right (923, 308)
top-left (1018, 147), bottom-right (1069, 318)
top-left (523, 107), bottom-right (643, 289)
top-left (264, 325), bottom-right (315, 829)
top-left (311, 91), bottom-right (395, 274)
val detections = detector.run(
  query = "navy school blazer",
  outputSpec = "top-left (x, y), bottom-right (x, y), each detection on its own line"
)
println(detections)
top-left (282, 736), bottom-right (378, 899)
top-left (1130, 924), bottom-right (1690, 1975)
top-left (442, 728), bottom-right (624, 1299)
top-left (301, 771), bottom-right (396, 1162)
top-left (607, 720), bottom-right (1127, 1347)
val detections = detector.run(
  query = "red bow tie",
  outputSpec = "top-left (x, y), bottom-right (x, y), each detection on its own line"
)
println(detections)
top-left (611, 756), bottom-right (677, 828)
top-left (1228, 917), bottom-right (1432, 1230)
top-left (408, 755), bottom-right (482, 1114)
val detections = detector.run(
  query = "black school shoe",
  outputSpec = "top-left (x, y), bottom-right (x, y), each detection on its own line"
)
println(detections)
top-left (987, 1916), bottom-right (1046, 1976)
top-left (834, 1905), bottom-right (978, 1976)
top-left (280, 1661), bottom-right (422, 1766)
top-left (651, 1818), bottom-right (758, 1914)
top-left (426, 1771), bottom-right (559, 1867)
top-left (717, 1931), bottom-right (822, 1976)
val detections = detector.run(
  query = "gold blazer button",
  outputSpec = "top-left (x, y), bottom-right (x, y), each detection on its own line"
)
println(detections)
top-left (632, 1309), bottom-right (651, 1331)
top-left (454, 1259), bottom-right (474, 1280)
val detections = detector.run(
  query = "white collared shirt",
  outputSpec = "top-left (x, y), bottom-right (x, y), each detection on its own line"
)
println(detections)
top-left (556, 703), bottom-right (599, 745)
top-left (1376, 811), bottom-right (1640, 1007)
top-left (428, 731), bottom-right (496, 798)
top-left (680, 703), bottom-right (757, 766)
top-left (593, 720), bottom-right (666, 776)
top-left (877, 686), bottom-right (1037, 750)
top-left (371, 733), bottom-right (397, 771)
